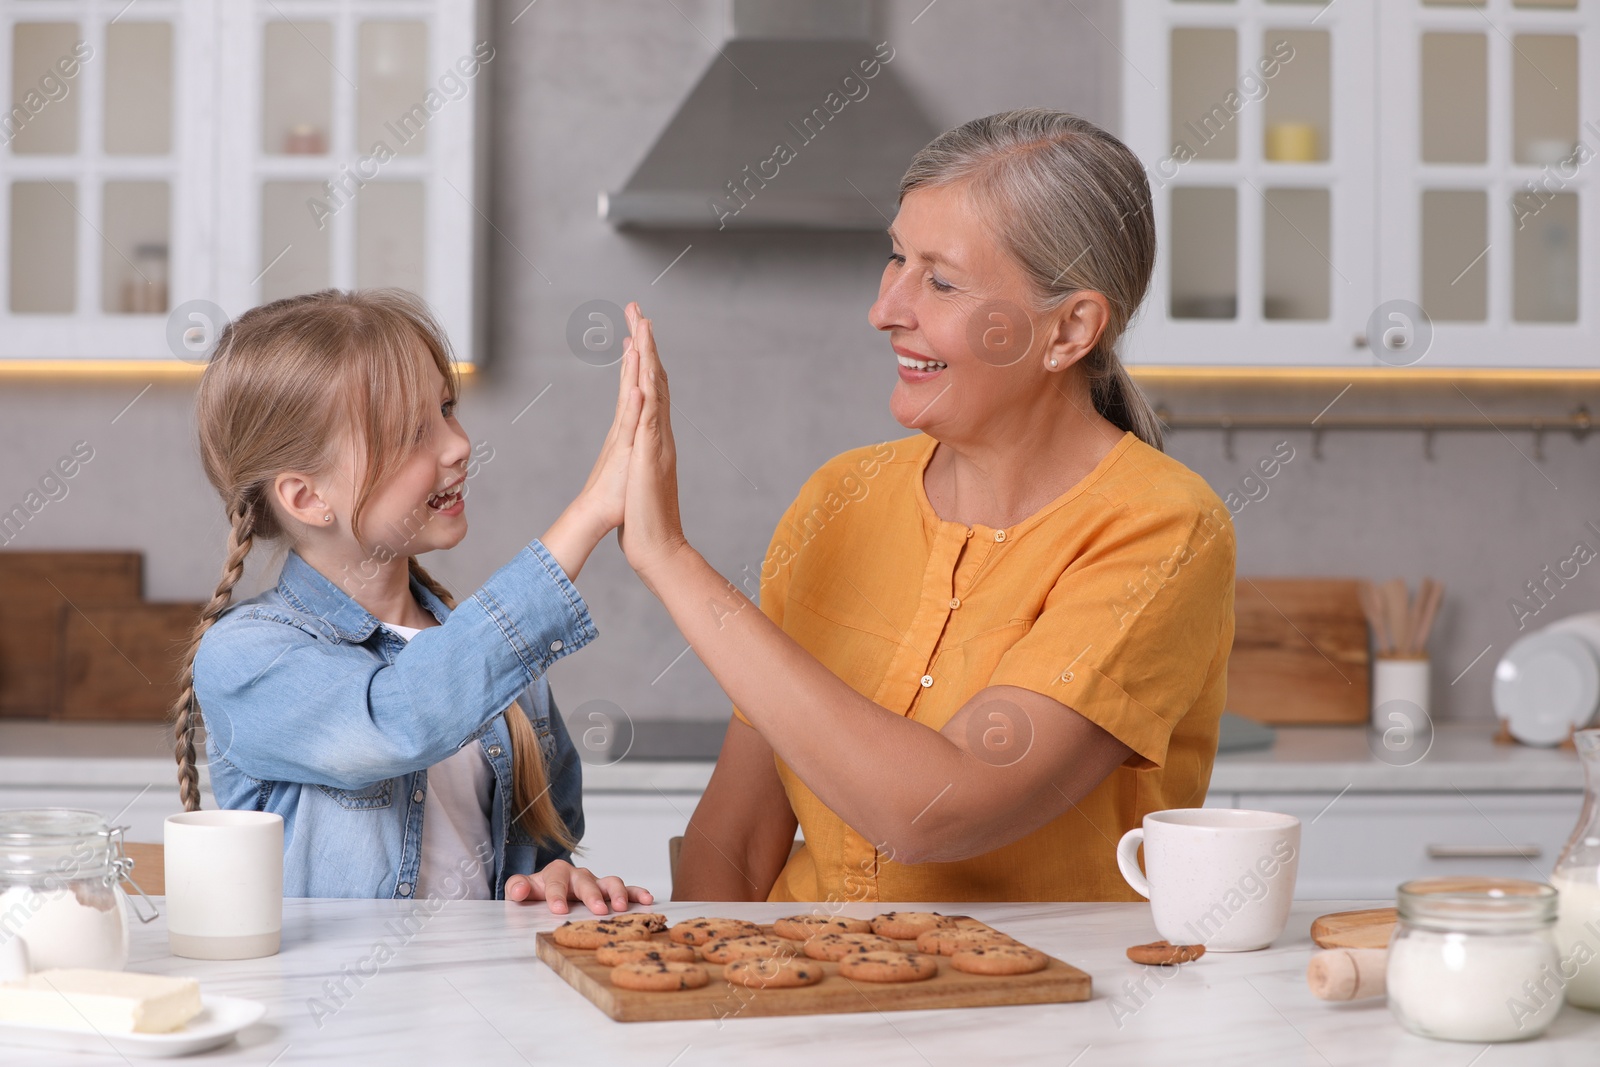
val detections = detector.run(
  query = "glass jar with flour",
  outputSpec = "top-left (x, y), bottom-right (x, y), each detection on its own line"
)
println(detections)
top-left (1387, 877), bottom-right (1562, 1042)
top-left (0, 809), bottom-right (147, 974)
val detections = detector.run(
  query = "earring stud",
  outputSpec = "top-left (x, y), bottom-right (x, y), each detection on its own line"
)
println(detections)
top-left (323, 513), bottom-right (333, 523)
top-left (1048, 358), bottom-right (1058, 368)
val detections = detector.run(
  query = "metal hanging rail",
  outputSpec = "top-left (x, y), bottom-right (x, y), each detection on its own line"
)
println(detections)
top-left (1155, 405), bottom-right (1593, 460)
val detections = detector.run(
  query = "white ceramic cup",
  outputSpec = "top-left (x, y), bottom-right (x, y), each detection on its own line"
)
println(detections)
top-left (164, 811), bottom-right (283, 960)
top-left (1115, 808), bottom-right (1301, 952)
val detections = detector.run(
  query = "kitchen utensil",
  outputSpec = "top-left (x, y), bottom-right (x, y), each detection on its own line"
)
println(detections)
top-left (1307, 947), bottom-right (1387, 1001)
top-left (1115, 808), bottom-right (1300, 952)
top-left (1551, 726), bottom-right (1600, 1011)
top-left (164, 812), bottom-right (282, 961)
top-left (0, 994), bottom-right (265, 1058)
top-left (1229, 579), bottom-right (1370, 724)
top-left (535, 921), bottom-right (1089, 1022)
top-left (1312, 908), bottom-right (1401, 953)
top-left (1310, 907), bottom-right (1396, 950)
top-left (1357, 577), bottom-right (1443, 658)
top-left (1493, 630), bottom-right (1600, 746)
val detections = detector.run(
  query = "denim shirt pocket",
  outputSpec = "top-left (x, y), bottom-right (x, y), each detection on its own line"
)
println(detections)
top-left (317, 779), bottom-right (395, 810)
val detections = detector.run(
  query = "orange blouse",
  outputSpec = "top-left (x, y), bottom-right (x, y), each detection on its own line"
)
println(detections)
top-left (732, 430), bottom-right (1235, 902)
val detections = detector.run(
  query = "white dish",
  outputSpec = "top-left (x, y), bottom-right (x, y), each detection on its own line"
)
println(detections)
top-left (1493, 630), bottom-right (1600, 746)
top-left (0, 993), bottom-right (264, 1059)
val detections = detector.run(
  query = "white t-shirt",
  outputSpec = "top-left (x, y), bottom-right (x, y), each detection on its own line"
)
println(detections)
top-left (384, 622), bottom-right (494, 900)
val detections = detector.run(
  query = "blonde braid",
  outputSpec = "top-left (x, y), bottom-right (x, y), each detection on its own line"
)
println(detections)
top-left (407, 557), bottom-right (576, 851)
top-left (172, 495), bottom-right (258, 812)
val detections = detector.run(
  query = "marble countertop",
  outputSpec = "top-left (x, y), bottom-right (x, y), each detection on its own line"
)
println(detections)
top-left (0, 719), bottom-right (1586, 795)
top-left (8, 898), bottom-right (1599, 1065)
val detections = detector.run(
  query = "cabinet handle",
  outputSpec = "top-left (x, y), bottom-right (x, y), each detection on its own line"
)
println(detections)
top-left (1426, 844), bottom-right (1542, 860)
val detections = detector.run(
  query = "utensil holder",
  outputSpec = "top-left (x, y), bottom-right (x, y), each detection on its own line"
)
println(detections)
top-left (1372, 656), bottom-right (1430, 729)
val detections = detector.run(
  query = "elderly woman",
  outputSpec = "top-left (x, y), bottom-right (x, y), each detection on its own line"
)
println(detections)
top-left (616, 108), bottom-right (1235, 903)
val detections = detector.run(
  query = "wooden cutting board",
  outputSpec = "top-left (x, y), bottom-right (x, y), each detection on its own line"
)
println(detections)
top-left (0, 552), bottom-right (143, 717)
top-left (536, 924), bottom-right (1091, 1023)
top-left (1228, 577), bottom-right (1371, 724)
top-left (57, 601), bottom-right (205, 721)
top-left (1310, 907), bottom-right (1396, 950)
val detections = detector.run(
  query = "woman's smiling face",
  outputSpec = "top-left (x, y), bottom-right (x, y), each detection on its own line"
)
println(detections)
top-left (870, 182), bottom-right (1047, 436)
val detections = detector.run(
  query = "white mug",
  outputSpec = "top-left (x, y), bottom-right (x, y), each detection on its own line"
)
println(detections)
top-left (1116, 808), bottom-right (1300, 952)
top-left (164, 811), bottom-right (283, 960)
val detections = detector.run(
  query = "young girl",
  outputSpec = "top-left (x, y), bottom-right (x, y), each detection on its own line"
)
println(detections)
top-left (172, 288), bottom-right (650, 913)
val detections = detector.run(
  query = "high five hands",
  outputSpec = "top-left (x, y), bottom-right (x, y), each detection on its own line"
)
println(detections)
top-left (616, 302), bottom-right (689, 584)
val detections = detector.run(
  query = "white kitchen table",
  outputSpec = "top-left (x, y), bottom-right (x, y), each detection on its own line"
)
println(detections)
top-left (8, 898), bottom-right (1600, 1066)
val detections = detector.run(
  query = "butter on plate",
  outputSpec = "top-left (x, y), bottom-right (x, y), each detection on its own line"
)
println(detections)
top-left (0, 969), bottom-right (202, 1033)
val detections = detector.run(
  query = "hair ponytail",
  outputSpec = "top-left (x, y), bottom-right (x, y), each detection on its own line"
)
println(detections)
top-left (407, 557), bottom-right (575, 851)
top-left (172, 494), bottom-right (258, 812)
top-left (898, 107), bottom-right (1166, 451)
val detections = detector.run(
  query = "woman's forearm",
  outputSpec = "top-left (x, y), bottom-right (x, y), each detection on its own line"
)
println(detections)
top-left (639, 545), bottom-right (998, 858)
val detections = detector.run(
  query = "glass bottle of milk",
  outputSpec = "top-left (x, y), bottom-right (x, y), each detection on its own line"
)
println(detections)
top-left (1553, 728), bottom-right (1600, 1010)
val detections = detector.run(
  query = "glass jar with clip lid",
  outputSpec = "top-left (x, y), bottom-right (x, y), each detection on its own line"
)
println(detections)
top-left (0, 808), bottom-right (159, 975)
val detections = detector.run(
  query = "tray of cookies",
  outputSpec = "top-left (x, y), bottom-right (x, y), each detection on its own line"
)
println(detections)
top-left (534, 910), bottom-right (1091, 1022)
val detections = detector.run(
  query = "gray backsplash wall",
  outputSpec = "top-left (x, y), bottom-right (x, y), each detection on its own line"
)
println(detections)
top-left (2, 1), bottom-right (1595, 729)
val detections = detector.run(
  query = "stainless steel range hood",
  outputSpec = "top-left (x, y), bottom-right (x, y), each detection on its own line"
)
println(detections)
top-left (600, 0), bottom-right (938, 230)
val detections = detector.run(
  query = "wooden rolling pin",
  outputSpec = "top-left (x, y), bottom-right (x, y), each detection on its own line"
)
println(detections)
top-left (1307, 948), bottom-right (1387, 1001)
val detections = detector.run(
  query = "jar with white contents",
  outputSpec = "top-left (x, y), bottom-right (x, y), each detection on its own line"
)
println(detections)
top-left (1387, 877), bottom-right (1562, 1043)
top-left (0, 809), bottom-right (155, 975)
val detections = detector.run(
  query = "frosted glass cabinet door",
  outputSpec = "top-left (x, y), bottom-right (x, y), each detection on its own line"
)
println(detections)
top-left (1122, 0), bottom-right (1375, 367)
top-left (2, 7), bottom-right (193, 358)
top-left (1377, 1), bottom-right (1596, 367)
top-left (212, 0), bottom-right (483, 365)
top-left (0, 0), bottom-right (481, 364)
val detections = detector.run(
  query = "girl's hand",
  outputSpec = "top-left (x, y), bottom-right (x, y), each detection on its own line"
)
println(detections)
top-left (505, 860), bottom-right (654, 915)
top-left (573, 338), bottom-right (644, 534)
top-left (619, 303), bottom-right (690, 581)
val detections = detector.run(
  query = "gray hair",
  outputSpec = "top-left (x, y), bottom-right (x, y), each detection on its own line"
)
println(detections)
top-left (898, 108), bottom-right (1164, 451)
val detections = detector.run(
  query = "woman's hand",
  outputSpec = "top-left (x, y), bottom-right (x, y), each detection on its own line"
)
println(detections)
top-left (619, 302), bottom-right (690, 583)
top-left (505, 859), bottom-right (654, 915)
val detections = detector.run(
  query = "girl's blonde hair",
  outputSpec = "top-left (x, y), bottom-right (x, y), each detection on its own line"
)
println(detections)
top-left (899, 108), bottom-right (1165, 450)
top-left (172, 288), bottom-right (574, 852)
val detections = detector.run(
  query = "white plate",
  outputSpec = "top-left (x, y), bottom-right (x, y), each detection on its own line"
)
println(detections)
top-left (0, 994), bottom-right (265, 1059)
top-left (1493, 631), bottom-right (1600, 746)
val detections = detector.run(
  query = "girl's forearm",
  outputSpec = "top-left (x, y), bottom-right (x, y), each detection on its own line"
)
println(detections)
top-left (540, 501), bottom-right (609, 584)
top-left (638, 546), bottom-right (980, 852)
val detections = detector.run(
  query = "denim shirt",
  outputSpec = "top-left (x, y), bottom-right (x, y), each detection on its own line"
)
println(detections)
top-left (192, 539), bottom-right (596, 900)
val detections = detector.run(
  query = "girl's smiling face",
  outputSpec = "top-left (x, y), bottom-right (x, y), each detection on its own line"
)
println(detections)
top-left (353, 359), bottom-right (474, 557)
top-left (277, 356), bottom-right (474, 564)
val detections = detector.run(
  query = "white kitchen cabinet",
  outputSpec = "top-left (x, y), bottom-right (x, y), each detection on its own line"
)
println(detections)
top-left (1245, 790), bottom-right (1578, 899)
top-left (572, 791), bottom-right (697, 901)
top-left (1122, 0), bottom-right (1600, 368)
top-left (0, 0), bottom-right (486, 364)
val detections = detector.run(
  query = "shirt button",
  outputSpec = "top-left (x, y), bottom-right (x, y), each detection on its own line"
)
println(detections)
top-left (398, 882), bottom-right (413, 897)
top-left (920, 674), bottom-right (933, 688)
top-left (965, 528), bottom-right (974, 539)
top-left (486, 745), bottom-right (503, 758)
top-left (994, 530), bottom-right (1007, 543)
top-left (412, 789), bottom-right (425, 803)
top-left (550, 639), bottom-right (564, 652)
top-left (949, 597), bottom-right (960, 609)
